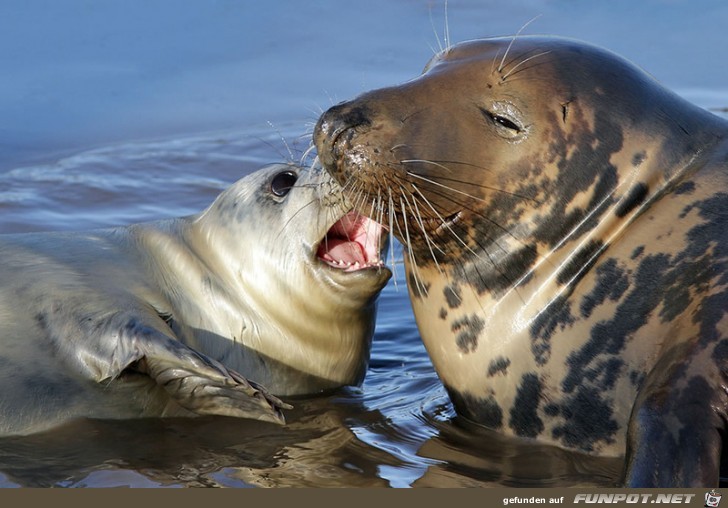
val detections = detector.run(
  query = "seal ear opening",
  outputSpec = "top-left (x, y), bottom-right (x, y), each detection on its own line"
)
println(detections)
top-left (316, 211), bottom-right (386, 272)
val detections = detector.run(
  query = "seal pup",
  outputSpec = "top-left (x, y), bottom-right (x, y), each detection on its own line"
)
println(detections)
top-left (0, 163), bottom-right (390, 435)
top-left (314, 35), bottom-right (728, 486)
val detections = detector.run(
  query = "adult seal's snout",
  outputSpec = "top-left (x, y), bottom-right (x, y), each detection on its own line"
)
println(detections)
top-left (314, 102), bottom-right (372, 170)
top-left (316, 35), bottom-right (728, 488)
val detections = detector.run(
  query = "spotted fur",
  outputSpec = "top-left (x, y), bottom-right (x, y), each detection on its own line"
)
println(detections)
top-left (315, 36), bottom-right (728, 487)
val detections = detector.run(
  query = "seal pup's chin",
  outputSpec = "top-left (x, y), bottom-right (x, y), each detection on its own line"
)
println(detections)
top-left (316, 210), bottom-right (389, 274)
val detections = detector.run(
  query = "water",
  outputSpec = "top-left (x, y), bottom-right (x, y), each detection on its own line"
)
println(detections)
top-left (1, 0), bottom-right (727, 488)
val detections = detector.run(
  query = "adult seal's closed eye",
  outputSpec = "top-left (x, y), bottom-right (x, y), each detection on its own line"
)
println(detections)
top-left (0, 163), bottom-right (390, 435)
top-left (314, 35), bottom-right (728, 487)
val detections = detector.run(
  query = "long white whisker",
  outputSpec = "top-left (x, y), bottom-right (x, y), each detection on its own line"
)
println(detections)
top-left (502, 50), bottom-right (553, 81)
top-left (411, 183), bottom-right (525, 305)
top-left (405, 171), bottom-right (491, 206)
top-left (399, 194), bottom-right (428, 297)
top-left (402, 161), bottom-right (541, 204)
top-left (444, 0), bottom-right (451, 51)
top-left (498, 15), bottom-right (542, 73)
top-left (410, 184), bottom-right (488, 265)
top-left (429, 3), bottom-right (443, 54)
top-left (403, 189), bottom-right (445, 277)
top-left (400, 158), bottom-right (453, 173)
top-left (267, 121), bottom-right (295, 162)
top-left (300, 144), bottom-right (317, 167)
top-left (380, 185), bottom-right (399, 290)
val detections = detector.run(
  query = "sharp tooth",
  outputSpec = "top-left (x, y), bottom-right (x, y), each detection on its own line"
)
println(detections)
top-left (353, 261), bottom-right (360, 268)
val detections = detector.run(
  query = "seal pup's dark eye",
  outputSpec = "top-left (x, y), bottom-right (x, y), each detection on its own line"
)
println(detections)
top-left (270, 171), bottom-right (298, 197)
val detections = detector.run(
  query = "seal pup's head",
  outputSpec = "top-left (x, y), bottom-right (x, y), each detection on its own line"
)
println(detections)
top-left (188, 163), bottom-right (391, 395)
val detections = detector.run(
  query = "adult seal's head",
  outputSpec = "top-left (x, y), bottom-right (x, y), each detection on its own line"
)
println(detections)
top-left (314, 35), bottom-right (728, 487)
top-left (0, 163), bottom-right (390, 436)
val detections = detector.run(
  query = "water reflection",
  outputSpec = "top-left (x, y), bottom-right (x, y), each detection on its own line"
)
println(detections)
top-left (0, 391), bottom-right (622, 488)
top-left (0, 395), bottom-right (394, 488)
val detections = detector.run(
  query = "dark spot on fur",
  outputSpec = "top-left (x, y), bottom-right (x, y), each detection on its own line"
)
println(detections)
top-left (665, 193), bottom-right (728, 340)
top-left (563, 253), bottom-right (670, 394)
top-left (551, 386), bottom-right (618, 451)
top-left (631, 151), bottom-right (646, 167)
top-left (579, 258), bottom-right (629, 319)
top-left (556, 240), bottom-right (605, 286)
top-left (444, 284), bottom-right (462, 309)
top-left (453, 244), bottom-right (538, 298)
top-left (529, 294), bottom-right (574, 366)
top-left (659, 278), bottom-right (696, 323)
top-left (451, 314), bottom-right (484, 353)
top-left (583, 357), bottom-right (624, 390)
top-left (509, 373), bottom-right (544, 438)
top-left (439, 308), bottom-right (448, 320)
top-left (615, 183), bottom-right (648, 218)
top-left (630, 245), bottom-right (645, 260)
top-left (487, 356), bottom-right (511, 377)
top-left (446, 387), bottom-right (503, 429)
top-left (532, 110), bottom-right (622, 249)
top-left (408, 273), bottom-right (430, 299)
top-left (674, 181), bottom-right (695, 195)
top-left (713, 339), bottom-right (728, 363)
top-left (550, 191), bottom-right (728, 451)
top-left (678, 204), bottom-right (692, 220)
top-left (694, 290), bottom-right (728, 348)
top-left (629, 370), bottom-right (645, 387)
top-left (544, 403), bottom-right (560, 417)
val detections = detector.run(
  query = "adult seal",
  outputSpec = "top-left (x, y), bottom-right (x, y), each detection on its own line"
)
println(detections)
top-left (0, 163), bottom-right (390, 435)
top-left (314, 36), bottom-right (728, 487)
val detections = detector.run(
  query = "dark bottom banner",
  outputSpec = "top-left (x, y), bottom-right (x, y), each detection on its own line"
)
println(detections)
top-left (0, 487), bottom-right (721, 507)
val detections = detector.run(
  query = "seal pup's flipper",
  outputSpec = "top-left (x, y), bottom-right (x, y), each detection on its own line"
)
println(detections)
top-left (131, 329), bottom-right (292, 425)
top-left (45, 306), bottom-right (291, 424)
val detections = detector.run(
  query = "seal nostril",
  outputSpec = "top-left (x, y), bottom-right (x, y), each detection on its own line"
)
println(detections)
top-left (314, 102), bottom-right (373, 166)
top-left (336, 104), bottom-right (372, 132)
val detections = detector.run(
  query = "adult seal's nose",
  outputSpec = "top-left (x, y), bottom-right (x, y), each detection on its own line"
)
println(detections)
top-left (314, 102), bottom-right (372, 169)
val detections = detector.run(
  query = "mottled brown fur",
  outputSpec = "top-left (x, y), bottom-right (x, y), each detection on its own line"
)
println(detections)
top-left (315, 36), bottom-right (728, 487)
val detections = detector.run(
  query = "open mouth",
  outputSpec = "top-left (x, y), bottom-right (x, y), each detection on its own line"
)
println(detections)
top-left (316, 211), bottom-right (387, 272)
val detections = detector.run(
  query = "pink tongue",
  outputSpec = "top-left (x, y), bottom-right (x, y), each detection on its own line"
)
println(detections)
top-left (322, 238), bottom-right (366, 264)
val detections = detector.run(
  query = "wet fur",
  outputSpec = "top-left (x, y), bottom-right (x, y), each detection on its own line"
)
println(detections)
top-left (314, 36), bottom-right (728, 487)
top-left (0, 164), bottom-right (390, 435)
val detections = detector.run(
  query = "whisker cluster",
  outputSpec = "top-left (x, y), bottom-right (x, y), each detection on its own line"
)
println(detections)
top-left (311, 149), bottom-right (546, 306)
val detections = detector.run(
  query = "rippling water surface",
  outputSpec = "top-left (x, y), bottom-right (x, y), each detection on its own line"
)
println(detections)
top-left (1, 0), bottom-right (727, 488)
